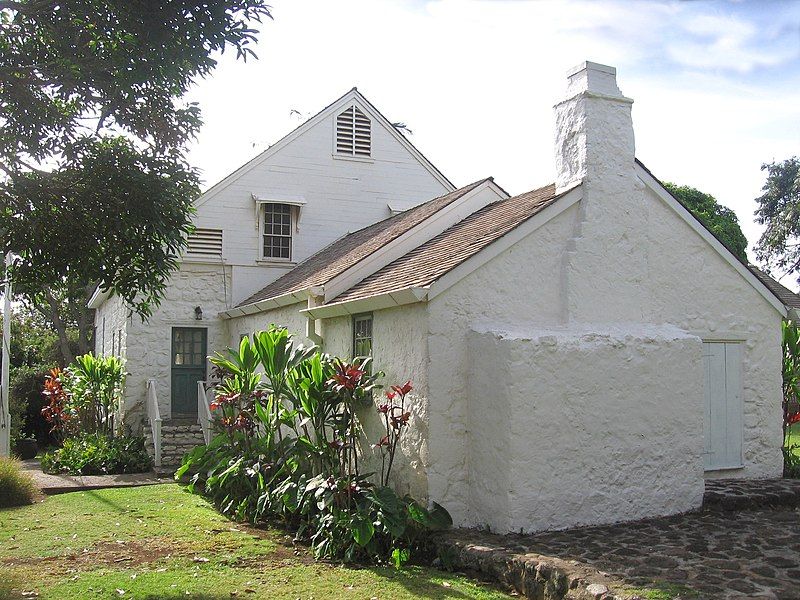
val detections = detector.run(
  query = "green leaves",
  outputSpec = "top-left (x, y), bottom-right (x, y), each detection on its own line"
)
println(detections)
top-left (351, 513), bottom-right (375, 547)
top-left (1, 1), bottom-right (272, 319)
top-left (754, 158), bottom-right (800, 284)
top-left (181, 327), bottom-right (452, 565)
top-left (663, 182), bottom-right (749, 262)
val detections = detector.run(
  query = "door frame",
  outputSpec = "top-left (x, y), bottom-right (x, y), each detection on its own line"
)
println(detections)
top-left (170, 326), bottom-right (208, 417)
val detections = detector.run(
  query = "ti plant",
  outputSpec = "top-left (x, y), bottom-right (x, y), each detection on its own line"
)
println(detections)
top-left (373, 380), bottom-right (413, 487)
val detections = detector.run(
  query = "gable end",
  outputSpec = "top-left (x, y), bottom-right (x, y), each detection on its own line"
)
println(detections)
top-left (635, 160), bottom-right (787, 317)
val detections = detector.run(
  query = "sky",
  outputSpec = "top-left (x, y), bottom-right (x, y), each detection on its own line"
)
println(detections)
top-left (185, 0), bottom-right (800, 285)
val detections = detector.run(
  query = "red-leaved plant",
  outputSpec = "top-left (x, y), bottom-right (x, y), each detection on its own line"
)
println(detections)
top-left (41, 368), bottom-right (71, 443)
top-left (373, 380), bottom-right (413, 487)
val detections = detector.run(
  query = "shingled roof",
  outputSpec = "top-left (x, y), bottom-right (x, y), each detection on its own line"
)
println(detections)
top-left (750, 267), bottom-right (800, 309)
top-left (331, 183), bottom-right (561, 304)
top-left (236, 178), bottom-right (491, 307)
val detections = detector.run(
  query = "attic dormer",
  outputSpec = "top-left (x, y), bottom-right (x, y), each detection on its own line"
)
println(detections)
top-left (335, 103), bottom-right (371, 158)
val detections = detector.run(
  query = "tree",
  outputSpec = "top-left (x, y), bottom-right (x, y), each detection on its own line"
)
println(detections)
top-left (753, 157), bottom-right (800, 283)
top-left (0, 1), bottom-right (272, 336)
top-left (664, 182), bottom-right (749, 263)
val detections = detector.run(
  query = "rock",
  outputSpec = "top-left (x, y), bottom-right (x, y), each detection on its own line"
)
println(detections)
top-left (586, 583), bottom-right (609, 598)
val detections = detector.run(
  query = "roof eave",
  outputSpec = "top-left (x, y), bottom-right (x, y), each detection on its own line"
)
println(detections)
top-left (219, 288), bottom-right (311, 319)
top-left (301, 287), bottom-right (428, 319)
top-left (87, 287), bottom-right (111, 309)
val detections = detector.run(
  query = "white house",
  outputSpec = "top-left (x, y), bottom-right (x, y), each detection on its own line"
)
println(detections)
top-left (91, 62), bottom-right (795, 534)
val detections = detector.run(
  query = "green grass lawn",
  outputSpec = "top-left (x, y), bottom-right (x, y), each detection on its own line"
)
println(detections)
top-left (0, 484), bottom-right (510, 600)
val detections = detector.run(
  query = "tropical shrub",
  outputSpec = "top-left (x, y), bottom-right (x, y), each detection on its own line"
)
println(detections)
top-left (63, 354), bottom-right (125, 436)
top-left (782, 320), bottom-right (800, 478)
top-left (0, 456), bottom-right (38, 507)
top-left (41, 368), bottom-right (72, 443)
top-left (40, 432), bottom-right (152, 475)
top-left (178, 326), bottom-right (451, 564)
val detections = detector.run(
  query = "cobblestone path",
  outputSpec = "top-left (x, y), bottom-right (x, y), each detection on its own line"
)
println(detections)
top-left (437, 480), bottom-right (800, 599)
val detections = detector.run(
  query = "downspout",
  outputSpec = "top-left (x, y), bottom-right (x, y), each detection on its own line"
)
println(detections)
top-left (306, 287), bottom-right (324, 347)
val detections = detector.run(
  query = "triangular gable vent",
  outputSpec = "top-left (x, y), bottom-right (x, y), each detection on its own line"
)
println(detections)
top-left (336, 105), bottom-right (371, 157)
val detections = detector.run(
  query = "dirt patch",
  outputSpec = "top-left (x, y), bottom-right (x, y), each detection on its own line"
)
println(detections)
top-left (2, 537), bottom-right (193, 573)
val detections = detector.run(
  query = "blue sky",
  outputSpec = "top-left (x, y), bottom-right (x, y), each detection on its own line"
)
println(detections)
top-left (186, 0), bottom-right (800, 282)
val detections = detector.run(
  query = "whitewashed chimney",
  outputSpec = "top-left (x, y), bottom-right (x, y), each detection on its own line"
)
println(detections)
top-left (554, 61), bottom-right (635, 193)
top-left (555, 62), bottom-right (649, 323)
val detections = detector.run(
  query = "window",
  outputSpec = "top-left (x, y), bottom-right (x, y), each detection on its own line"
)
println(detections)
top-left (262, 203), bottom-right (292, 260)
top-left (336, 105), bottom-right (371, 157)
top-left (352, 313), bottom-right (373, 359)
top-left (187, 228), bottom-right (223, 259)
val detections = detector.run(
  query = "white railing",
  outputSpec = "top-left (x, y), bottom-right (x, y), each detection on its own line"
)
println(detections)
top-left (146, 379), bottom-right (162, 468)
top-left (197, 381), bottom-right (214, 445)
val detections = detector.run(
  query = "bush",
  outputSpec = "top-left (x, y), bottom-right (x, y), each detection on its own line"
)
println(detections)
top-left (178, 327), bottom-right (451, 565)
top-left (41, 433), bottom-right (152, 475)
top-left (9, 365), bottom-right (50, 446)
top-left (0, 457), bottom-right (38, 507)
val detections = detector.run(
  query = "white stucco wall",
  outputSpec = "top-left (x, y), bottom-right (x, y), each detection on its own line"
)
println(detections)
top-left (641, 185), bottom-right (784, 479)
top-left (121, 263), bottom-right (231, 424)
top-left (94, 294), bottom-right (128, 361)
top-left (467, 325), bottom-right (705, 534)
top-left (424, 175), bottom-right (782, 531)
top-left (427, 203), bottom-right (580, 524)
top-left (226, 302), bottom-right (310, 348)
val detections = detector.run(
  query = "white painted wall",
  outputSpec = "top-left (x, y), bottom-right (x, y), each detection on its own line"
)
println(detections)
top-left (642, 184), bottom-right (783, 479)
top-left (426, 203), bottom-right (580, 523)
top-left (94, 294), bottom-right (128, 361)
top-left (122, 263), bottom-right (231, 425)
top-left (193, 94), bottom-right (451, 306)
top-left (467, 325), bottom-right (705, 534)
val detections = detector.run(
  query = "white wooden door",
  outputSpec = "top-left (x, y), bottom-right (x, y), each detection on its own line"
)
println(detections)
top-left (702, 342), bottom-right (743, 471)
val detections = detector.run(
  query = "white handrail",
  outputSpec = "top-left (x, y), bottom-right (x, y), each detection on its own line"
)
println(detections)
top-left (146, 379), bottom-right (162, 468)
top-left (197, 381), bottom-right (214, 445)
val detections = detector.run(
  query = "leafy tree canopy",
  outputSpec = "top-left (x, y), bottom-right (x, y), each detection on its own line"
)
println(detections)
top-left (754, 157), bottom-right (800, 283)
top-left (0, 0), bottom-right (272, 317)
top-left (663, 182), bottom-right (749, 263)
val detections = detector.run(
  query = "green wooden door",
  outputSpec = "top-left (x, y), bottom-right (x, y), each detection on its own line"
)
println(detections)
top-left (171, 327), bottom-right (207, 417)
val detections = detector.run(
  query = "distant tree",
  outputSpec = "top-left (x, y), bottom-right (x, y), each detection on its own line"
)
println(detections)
top-left (664, 182), bottom-right (749, 262)
top-left (753, 157), bottom-right (800, 283)
top-left (0, 1), bottom-right (272, 330)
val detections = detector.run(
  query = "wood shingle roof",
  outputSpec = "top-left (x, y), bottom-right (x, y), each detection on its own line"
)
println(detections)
top-left (331, 183), bottom-right (560, 304)
top-left (237, 178), bottom-right (491, 307)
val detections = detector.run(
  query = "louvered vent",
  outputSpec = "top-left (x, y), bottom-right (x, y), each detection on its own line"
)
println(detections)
top-left (336, 105), bottom-right (371, 157)
top-left (187, 228), bottom-right (223, 258)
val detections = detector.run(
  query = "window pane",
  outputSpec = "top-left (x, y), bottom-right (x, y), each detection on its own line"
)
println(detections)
top-left (263, 203), bottom-right (292, 259)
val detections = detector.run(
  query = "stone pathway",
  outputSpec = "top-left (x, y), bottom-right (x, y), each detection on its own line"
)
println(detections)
top-left (20, 459), bottom-right (173, 495)
top-left (436, 479), bottom-right (800, 600)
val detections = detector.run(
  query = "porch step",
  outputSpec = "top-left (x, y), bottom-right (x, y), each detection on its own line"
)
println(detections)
top-left (144, 420), bottom-right (207, 472)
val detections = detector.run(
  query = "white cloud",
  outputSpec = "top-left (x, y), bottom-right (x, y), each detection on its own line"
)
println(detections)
top-left (668, 13), bottom-right (799, 72)
top-left (186, 0), bottom-right (800, 280)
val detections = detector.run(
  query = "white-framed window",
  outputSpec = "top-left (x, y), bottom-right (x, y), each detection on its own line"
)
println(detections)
top-left (352, 313), bottom-right (373, 359)
top-left (262, 203), bottom-right (292, 260)
top-left (336, 104), bottom-right (371, 158)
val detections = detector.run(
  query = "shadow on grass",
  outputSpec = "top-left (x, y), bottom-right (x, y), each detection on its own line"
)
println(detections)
top-left (361, 563), bottom-right (509, 599)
